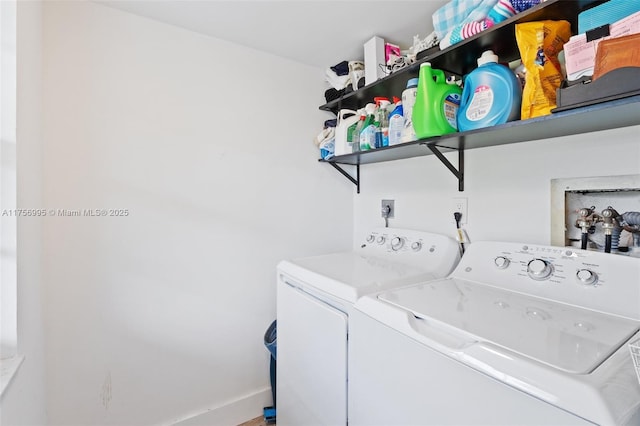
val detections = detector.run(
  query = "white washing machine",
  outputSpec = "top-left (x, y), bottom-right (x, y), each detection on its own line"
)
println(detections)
top-left (349, 241), bottom-right (640, 425)
top-left (276, 228), bottom-right (461, 426)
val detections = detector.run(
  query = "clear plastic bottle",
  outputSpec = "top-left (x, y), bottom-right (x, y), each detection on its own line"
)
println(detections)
top-left (401, 78), bottom-right (418, 142)
top-left (348, 109), bottom-right (366, 152)
top-left (388, 100), bottom-right (404, 146)
top-left (359, 103), bottom-right (377, 151)
top-left (374, 97), bottom-right (390, 148)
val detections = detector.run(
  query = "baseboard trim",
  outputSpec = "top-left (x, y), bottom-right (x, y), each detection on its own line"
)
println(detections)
top-left (169, 386), bottom-right (272, 426)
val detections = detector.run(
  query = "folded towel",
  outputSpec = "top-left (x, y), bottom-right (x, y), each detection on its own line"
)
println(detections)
top-left (325, 68), bottom-right (350, 90)
top-left (440, 0), bottom-right (516, 49)
top-left (432, 0), bottom-right (498, 40)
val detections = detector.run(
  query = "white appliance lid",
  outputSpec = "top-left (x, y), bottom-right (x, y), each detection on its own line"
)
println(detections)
top-left (377, 278), bottom-right (640, 374)
top-left (280, 252), bottom-right (437, 303)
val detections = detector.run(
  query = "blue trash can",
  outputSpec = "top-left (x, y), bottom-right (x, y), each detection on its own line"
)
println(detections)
top-left (265, 320), bottom-right (277, 360)
top-left (263, 320), bottom-right (277, 423)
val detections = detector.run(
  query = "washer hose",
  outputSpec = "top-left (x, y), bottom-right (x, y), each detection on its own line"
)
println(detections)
top-left (575, 206), bottom-right (598, 250)
top-left (603, 210), bottom-right (640, 253)
top-left (605, 234), bottom-right (613, 253)
top-left (454, 212), bottom-right (465, 255)
top-left (620, 211), bottom-right (640, 247)
top-left (601, 207), bottom-right (620, 253)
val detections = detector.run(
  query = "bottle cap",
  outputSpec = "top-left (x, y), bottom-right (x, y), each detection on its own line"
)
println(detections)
top-left (477, 50), bottom-right (499, 66)
top-left (364, 103), bottom-right (377, 114)
top-left (406, 78), bottom-right (419, 88)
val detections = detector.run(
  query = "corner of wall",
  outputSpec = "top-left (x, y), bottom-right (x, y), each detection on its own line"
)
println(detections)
top-left (170, 387), bottom-right (272, 426)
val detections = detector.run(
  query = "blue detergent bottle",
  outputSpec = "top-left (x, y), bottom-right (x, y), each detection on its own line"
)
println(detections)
top-left (457, 50), bottom-right (522, 131)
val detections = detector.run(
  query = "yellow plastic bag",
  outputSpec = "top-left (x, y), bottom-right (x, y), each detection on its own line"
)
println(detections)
top-left (516, 20), bottom-right (571, 119)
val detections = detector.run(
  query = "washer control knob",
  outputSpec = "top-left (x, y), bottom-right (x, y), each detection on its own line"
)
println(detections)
top-left (376, 236), bottom-right (386, 245)
top-left (494, 256), bottom-right (510, 269)
top-left (411, 241), bottom-right (422, 252)
top-left (391, 237), bottom-right (404, 251)
top-left (527, 259), bottom-right (553, 281)
top-left (366, 234), bottom-right (375, 243)
top-left (576, 269), bottom-right (598, 286)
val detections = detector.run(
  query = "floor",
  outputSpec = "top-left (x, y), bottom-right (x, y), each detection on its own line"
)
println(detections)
top-left (238, 416), bottom-right (271, 426)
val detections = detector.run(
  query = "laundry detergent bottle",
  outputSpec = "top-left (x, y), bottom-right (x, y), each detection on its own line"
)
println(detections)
top-left (457, 50), bottom-right (522, 131)
top-left (334, 109), bottom-right (358, 156)
top-left (412, 62), bottom-right (462, 139)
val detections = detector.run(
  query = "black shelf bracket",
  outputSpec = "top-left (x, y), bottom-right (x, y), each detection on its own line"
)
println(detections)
top-left (426, 144), bottom-right (464, 192)
top-left (329, 162), bottom-right (360, 193)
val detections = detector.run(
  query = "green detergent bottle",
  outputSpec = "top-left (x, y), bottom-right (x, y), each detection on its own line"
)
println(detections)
top-left (412, 62), bottom-right (462, 139)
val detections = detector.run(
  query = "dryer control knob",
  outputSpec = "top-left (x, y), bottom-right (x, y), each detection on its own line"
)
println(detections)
top-left (411, 241), bottom-right (422, 252)
top-left (527, 259), bottom-right (553, 280)
top-left (376, 236), bottom-right (386, 245)
top-left (494, 256), bottom-right (510, 269)
top-left (391, 237), bottom-right (404, 251)
top-left (576, 269), bottom-right (598, 286)
top-left (366, 234), bottom-right (375, 243)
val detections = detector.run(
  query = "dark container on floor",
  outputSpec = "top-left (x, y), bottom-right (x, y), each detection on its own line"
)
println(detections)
top-left (263, 320), bottom-right (277, 424)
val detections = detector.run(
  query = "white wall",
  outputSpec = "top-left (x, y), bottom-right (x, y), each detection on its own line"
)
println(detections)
top-left (41, 1), bottom-right (351, 425)
top-left (1, 0), bottom-right (18, 360)
top-left (0, 0), bottom-right (48, 424)
top-left (14, 1), bottom-right (639, 425)
top-left (354, 125), bottom-right (640, 243)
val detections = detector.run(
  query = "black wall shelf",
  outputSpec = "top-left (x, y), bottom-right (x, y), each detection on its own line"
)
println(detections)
top-left (320, 95), bottom-right (640, 192)
top-left (317, 0), bottom-right (635, 193)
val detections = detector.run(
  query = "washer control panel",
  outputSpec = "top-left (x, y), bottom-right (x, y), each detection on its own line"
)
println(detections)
top-left (455, 242), bottom-right (640, 320)
top-left (487, 245), bottom-right (605, 286)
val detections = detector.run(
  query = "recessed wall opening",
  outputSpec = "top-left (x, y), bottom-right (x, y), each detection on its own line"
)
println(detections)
top-left (551, 175), bottom-right (640, 255)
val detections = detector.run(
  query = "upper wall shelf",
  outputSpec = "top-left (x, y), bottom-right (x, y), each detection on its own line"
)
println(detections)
top-left (320, 95), bottom-right (640, 192)
top-left (317, 0), bottom-right (636, 193)
top-left (319, 0), bottom-right (606, 115)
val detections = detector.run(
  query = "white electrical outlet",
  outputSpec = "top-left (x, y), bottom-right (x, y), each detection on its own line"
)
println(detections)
top-left (452, 197), bottom-right (468, 224)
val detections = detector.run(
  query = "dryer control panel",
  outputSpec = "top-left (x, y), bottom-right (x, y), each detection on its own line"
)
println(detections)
top-left (357, 228), bottom-right (461, 274)
top-left (452, 242), bottom-right (640, 320)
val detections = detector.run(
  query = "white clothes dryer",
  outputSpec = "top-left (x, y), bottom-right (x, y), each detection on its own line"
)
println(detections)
top-left (349, 241), bottom-right (640, 425)
top-left (276, 228), bottom-right (461, 426)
